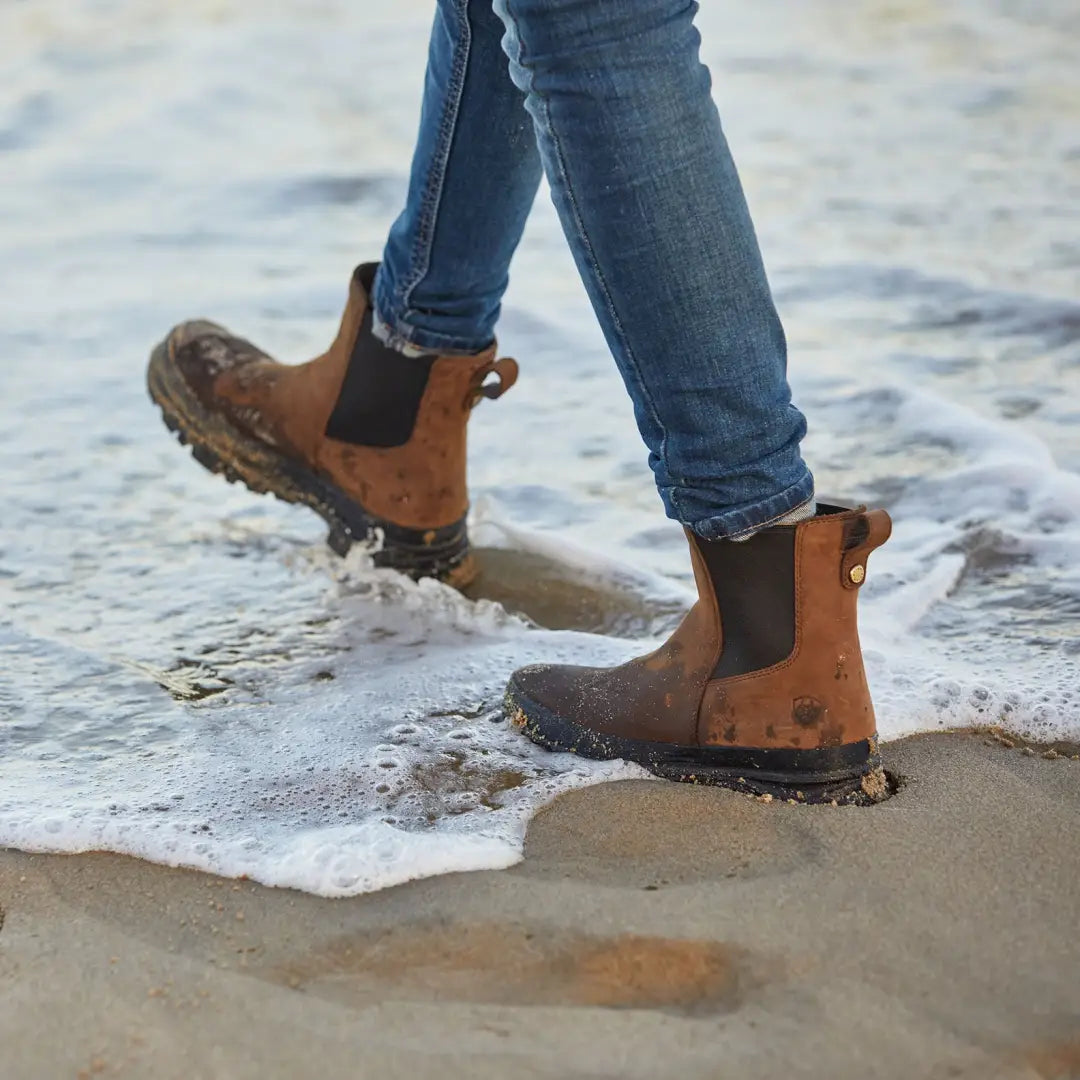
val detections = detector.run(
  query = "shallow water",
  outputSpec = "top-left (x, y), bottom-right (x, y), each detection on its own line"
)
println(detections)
top-left (1, 0), bottom-right (1078, 895)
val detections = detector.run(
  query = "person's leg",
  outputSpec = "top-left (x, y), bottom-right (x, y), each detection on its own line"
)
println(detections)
top-left (494, 0), bottom-right (893, 802)
top-left (492, 0), bottom-right (813, 538)
top-left (374, 0), bottom-right (543, 355)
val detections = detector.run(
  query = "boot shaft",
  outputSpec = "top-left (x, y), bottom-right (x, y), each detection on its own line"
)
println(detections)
top-left (693, 504), bottom-right (892, 750)
top-left (317, 264), bottom-right (516, 529)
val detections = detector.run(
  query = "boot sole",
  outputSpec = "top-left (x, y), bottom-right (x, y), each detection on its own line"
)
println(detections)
top-left (505, 677), bottom-right (893, 805)
top-left (147, 336), bottom-right (475, 587)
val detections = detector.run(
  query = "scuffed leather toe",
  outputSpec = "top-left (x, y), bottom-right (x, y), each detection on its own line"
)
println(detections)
top-left (506, 659), bottom-right (699, 746)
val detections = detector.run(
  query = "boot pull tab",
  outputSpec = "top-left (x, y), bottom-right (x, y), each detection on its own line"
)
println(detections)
top-left (840, 508), bottom-right (892, 590)
top-left (465, 357), bottom-right (519, 410)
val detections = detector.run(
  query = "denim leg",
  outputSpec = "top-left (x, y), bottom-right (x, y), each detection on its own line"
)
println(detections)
top-left (375, 0), bottom-right (543, 355)
top-left (492, 0), bottom-right (814, 538)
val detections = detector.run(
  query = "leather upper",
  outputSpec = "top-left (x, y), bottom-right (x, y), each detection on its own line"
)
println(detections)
top-left (510, 506), bottom-right (891, 750)
top-left (166, 269), bottom-right (512, 530)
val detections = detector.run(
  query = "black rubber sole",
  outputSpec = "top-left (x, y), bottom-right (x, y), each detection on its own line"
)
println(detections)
top-left (505, 677), bottom-right (893, 805)
top-left (147, 335), bottom-right (474, 585)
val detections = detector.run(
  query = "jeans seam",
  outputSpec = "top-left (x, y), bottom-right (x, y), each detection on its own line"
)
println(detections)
top-left (397, 0), bottom-right (473, 315)
top-left (500, 0), bottom-right (673, 500)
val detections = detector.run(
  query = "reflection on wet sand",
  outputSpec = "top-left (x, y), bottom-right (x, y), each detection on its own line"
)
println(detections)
top-left (463, 546), bottom-right (686, 638)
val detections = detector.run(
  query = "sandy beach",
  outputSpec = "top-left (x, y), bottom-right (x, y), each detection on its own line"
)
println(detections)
top-left (2, 732), bottom-right (1078, 1080)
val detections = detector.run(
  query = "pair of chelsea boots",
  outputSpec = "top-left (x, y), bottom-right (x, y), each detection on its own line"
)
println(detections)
top-left (148, 264), bottom-right (891, 804)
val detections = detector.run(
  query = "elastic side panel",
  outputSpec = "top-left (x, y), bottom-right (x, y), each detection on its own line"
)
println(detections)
top-left (703, 528), bottom-right (797, 679)
top-left (323, 305), bottom-right (435, 448)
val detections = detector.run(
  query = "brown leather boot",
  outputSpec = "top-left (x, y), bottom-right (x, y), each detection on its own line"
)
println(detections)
top-left (146, 263), bottom-right (517, 586)
top-left (506, 503), bottom-right (894, 803)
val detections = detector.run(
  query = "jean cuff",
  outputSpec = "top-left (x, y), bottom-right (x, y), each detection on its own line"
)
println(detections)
top-left (681, 471), bottom-right (817, 541)
top-left (372, 273), bottom-right (494, 358)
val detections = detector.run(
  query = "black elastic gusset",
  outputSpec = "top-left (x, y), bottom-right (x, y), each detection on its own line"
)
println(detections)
top-left (323, 304), bottom-right (434, 448)
top-left (699, 528), bottom-right (797, 679)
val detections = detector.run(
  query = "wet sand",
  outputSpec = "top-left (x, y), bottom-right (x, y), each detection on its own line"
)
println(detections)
top-left (2, 732), bottom-right (1078, 1080)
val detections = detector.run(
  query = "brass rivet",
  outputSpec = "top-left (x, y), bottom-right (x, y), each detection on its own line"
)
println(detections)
top-left (849, 564), bottom-right (866, 585)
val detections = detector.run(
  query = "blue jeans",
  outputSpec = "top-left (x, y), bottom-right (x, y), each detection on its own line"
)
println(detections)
top-left (374, 0), bottom-right (814, 539)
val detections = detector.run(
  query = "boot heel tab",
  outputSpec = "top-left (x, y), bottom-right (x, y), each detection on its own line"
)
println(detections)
top-left (841, 508), bottom-right (891, 589)
top-left (352, 262), bottom-right (380, 294)
top-left (465, 356), bottom-right (519, 409)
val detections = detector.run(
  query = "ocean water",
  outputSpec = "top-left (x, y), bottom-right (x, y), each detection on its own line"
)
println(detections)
top-left (1, 0), bottom-right (1077, 896)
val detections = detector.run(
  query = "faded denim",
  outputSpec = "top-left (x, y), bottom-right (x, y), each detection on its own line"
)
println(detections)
top-left (375, 0), bottom-right (814, 539)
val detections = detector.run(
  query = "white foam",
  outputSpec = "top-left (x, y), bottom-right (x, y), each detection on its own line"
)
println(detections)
top-left (855, 389), bottom-right (1080, 743)
top-left (0, 538), bottom-right (650, 895)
